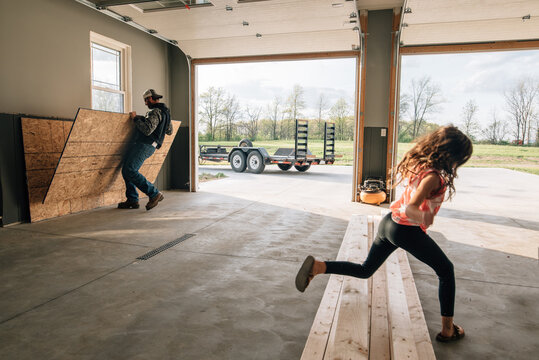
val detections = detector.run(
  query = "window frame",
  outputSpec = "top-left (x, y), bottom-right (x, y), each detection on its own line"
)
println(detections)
top-left (90, 31), bottom-right (132, 113)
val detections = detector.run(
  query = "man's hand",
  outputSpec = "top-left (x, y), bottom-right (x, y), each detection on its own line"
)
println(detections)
top-left (129, 111), bottom-right (137, 120)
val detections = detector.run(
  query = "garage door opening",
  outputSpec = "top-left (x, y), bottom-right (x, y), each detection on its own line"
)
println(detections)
top-left (193, 57), bottom-right (358, 195)
top-left (398, 49), bottom-right (539, 176)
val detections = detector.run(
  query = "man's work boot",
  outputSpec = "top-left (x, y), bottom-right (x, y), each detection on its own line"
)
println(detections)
top-left (118, 200), bottom-right (140, 209)
top-left (146, 192), bottom-right (164, 211)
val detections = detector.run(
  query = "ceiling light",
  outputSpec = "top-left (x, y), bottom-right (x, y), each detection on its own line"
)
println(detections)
top-left (332, 3), bottom-right (344, 8)
top-left (226, 5), bottom-right (233, 11)
top-left (121, 16), bottom-right (132, 22)
top-left (349, 12), bottom-right (357, 18)
top-left (256, 33), bottom-right (262, 38)
top-left (404, 7), bottom-right (412, 14)
top-left (243, 21), bottom-right (249, 26)
top-left (148, 29), bottom-right (157, 34)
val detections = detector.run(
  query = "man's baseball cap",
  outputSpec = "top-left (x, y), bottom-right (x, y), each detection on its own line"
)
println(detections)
top-left (142, 89), bottom-right (163, 100)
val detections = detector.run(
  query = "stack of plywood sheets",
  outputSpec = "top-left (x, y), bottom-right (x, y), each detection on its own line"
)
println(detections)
top-left (21, 108), bottom-right (180, 222)
top-left (300, 215), bottom-right (436, 360)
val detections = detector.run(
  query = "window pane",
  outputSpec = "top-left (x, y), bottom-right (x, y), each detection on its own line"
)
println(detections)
top-left (91, 42), bottom-right (120, 90)
top-left (92, 88), bottom-right (124, 113)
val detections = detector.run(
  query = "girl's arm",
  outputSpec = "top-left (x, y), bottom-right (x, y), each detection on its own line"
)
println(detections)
top-left (405, 173), bottom-right (441, 227)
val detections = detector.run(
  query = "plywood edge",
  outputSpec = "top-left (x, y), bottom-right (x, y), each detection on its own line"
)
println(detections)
top-left (41, 108), bottom-right (80, 204)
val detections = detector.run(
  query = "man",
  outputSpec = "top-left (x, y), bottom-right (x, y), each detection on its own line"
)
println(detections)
top-left (118, 89), bottom-right (173, 211)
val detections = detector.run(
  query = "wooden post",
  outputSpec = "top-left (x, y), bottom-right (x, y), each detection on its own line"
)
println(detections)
top-left (354, 10), bottom-right (368, 202)
top-left (386, 8), bottom-right (401, 203)
top-left (189, 59), bottom-right (198, 192)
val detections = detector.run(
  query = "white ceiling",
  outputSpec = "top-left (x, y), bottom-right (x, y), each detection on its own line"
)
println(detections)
top-left (400, 0), bottom-right (539, 46)
top-left (84, 0), bottom-right (539, 59)
top-left (89, 0), bottom-right (403, 58)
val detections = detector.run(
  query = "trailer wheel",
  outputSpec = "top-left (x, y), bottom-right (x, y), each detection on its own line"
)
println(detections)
top-left (247, 151), bottom-right (265, 174)
top-left (277, 164), bottom-right (292, 171)
top-left (230, 150), bottom-right (247, 172)
top-left (238, 138), bottom-right (253, 147)
top-left (294, 164), bottom-right (311, 172)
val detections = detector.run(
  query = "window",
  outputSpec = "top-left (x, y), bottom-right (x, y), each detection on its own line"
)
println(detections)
top-left (90, 32), bottom-right (131, 113)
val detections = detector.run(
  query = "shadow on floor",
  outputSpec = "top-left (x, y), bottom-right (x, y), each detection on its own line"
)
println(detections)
top-left (406, 230), bottom-right (539, 360)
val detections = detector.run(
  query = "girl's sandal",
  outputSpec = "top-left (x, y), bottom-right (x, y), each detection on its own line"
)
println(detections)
top-left (295, 255), bottom-right (315, 292)
top-left (436, 324), bottom-right (465, 343)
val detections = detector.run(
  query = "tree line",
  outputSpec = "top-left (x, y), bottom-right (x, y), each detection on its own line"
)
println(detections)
top-left (198, 85), bottom-right (354, 142)
top-left (199, 77), bottom-right (539, 146)
top-left (399, 77), bottom-right (539, 145)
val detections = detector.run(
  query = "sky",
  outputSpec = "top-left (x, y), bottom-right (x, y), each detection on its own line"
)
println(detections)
top-left (196, 49), bottom-right (539, 132)
top-left (400, 50), bottom-right (539, 128)
top-left (197, 58), bottom-right (357, 118)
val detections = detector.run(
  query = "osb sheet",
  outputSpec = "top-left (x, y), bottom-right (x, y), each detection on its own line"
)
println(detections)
top-left (21, 118), bottom-right (74, 222)
top-left (22, 109), bottom-right (180, 222)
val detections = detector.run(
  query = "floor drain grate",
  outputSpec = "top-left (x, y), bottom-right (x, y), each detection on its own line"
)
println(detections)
top-left (136, 234), bottom-right (195, 260)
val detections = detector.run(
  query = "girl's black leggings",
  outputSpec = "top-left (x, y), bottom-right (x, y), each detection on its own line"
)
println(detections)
top-left (325, 212), bottom-right (455, 317)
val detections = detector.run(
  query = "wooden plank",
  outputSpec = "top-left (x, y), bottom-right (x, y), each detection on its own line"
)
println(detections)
top-left (369, 216), bottom-right (391, 360)
top-left (398, 250), bottom-right (437, 360)
top-left (400, 39), bottom-right (539, 55)
top-left (191, 51), bottom-right (359, 65)
top-left (386, 252), bottom-right (420, 360)
top-left (301, 215), bottom-right (370, 360)
top-left (324, 215), bottom-right (370, 360)
top-left (300, 275), bottom-right (344, 360)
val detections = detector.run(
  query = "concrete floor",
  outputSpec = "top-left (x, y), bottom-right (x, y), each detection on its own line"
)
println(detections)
top-left (0, 165), bottom-right (537, 359)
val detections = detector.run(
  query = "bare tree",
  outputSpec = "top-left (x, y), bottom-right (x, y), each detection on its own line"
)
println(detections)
top-left (199, 87), bottom-right (225, 141)
top-left (244, 105), bottom-right (262, 140)
top-left (397, 93), bottom-right (412, 142)
top-left (284, 84), bottom-right (305, 139)
top-left (267, 96), bottom-right (282, 140)
top-left (404, 77), bottom-right (443, 139)
top-left (482, 109), bottom-right (507, 144)
top-left (460, 99), bottom-right (480, 141)
top-left (222, 94), bottom-right (241, 141)
top-left (329, 98), bottom-right (352, 140)
top-left (315, 94), bottom-right (329, 139)
top-left (505, 79), bottom-right (539, 144)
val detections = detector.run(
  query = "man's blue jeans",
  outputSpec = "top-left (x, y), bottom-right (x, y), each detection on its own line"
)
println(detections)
top-left (122, 142), bottom-right (159, 202)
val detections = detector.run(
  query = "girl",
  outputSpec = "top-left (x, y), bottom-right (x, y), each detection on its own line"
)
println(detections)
top-left (295, 126), bottom-right (473, 343)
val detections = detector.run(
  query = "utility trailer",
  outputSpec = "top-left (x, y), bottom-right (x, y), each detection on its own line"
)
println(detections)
top-left (199, 119), bottom-right (337, 174)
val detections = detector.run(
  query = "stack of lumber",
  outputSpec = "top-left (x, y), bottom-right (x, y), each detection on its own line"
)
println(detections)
top-left (301, 215), bottom-right (436, 360)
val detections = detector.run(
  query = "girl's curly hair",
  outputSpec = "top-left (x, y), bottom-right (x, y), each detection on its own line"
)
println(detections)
top-left (395, 126), bottom-right (473, 199)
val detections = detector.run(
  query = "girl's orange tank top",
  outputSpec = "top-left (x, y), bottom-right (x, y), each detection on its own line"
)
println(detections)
top-left (390, 168), bottom-right (446, 232)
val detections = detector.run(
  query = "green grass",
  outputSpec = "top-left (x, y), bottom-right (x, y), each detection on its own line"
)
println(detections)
top-left (507, 167), bottom-right (539, 175)
top-left (199, 172), bottom-right (227, 182)
top-left (199, 140), bottom-right (539, 175)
